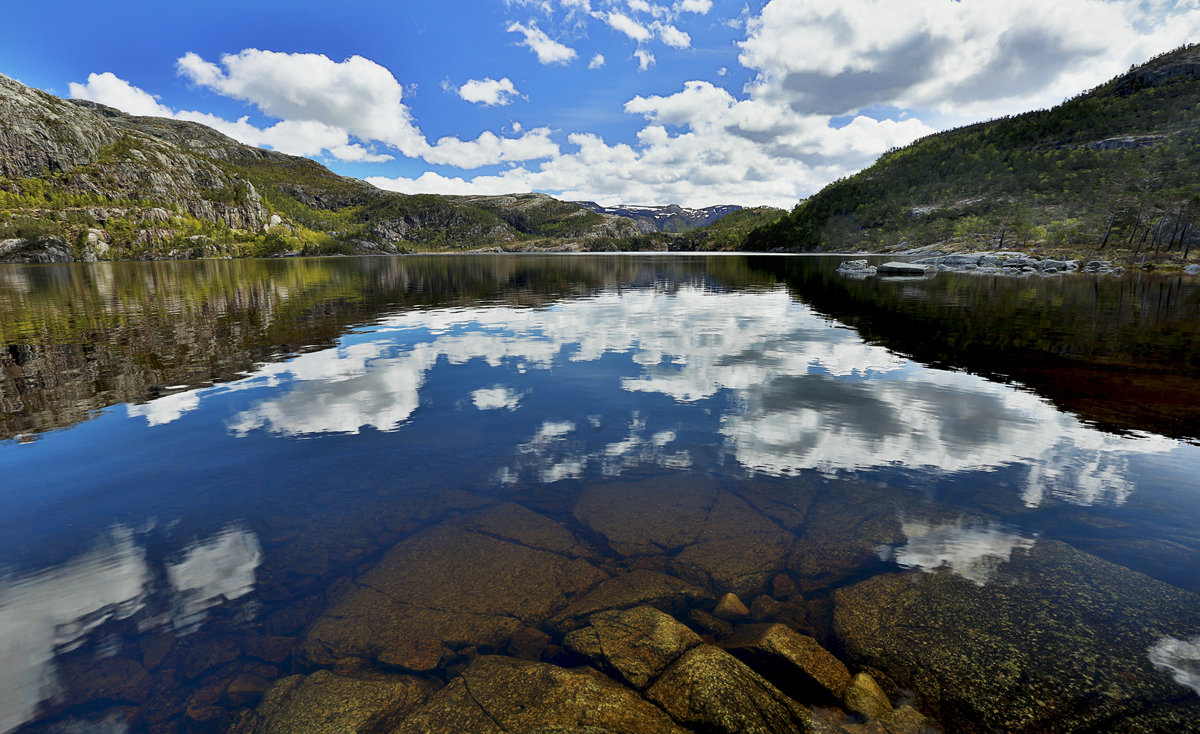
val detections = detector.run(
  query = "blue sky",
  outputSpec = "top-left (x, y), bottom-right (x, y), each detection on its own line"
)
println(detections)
top-left (3, 1), bottom-right (1199, 207)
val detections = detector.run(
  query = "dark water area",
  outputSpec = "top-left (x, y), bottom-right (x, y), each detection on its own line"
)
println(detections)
top-left (1, 254), bottom-right (1199, 733)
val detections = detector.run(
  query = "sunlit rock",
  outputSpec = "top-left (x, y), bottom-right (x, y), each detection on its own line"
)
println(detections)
top-left (393, 655), bottom-right (688, 734)
top-left (834, 540), bottom-right (1200, 732)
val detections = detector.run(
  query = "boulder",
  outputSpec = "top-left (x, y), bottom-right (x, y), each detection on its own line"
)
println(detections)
top-left (563, 606), bottom-right (701, 689)
top-left (719, 623), bottom-right (851, 704)
top-left (646, 645), bottom-right (836, 734)
top-left (713, 592), bottom-right (750, 620)
top-left (1184, 264), bottom-right (1200, 275)
top-left (575, 480), bottom-right (795, 596)
top-left (834, 540), bottom-right (1200, 732)
top-left (844, 673), bottom-right (893, 721)
top-left (234, 669), bottom-right (436, 734)
top-left (876, 262), bottom-right (931, 276)
top-left (393, 656), bottom-right (687, 734)
top-left (550, 569), bottom-right (709, 632)
top-left (300, 513), bottom-right (607, 665)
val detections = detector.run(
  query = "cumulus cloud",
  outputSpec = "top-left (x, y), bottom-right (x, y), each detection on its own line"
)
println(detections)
top-left (589, 53), bottom-right (606, 69)
top-left (73, 51), bottom-right (558, 169)
top-left (605, 11), bottom-right (653, 41)
top-left (508, 21), bottom-right (578, 64)
top-left (652, 21), bottom-right (691, 48)
top-left (675, 0), bottom-right (711, 13)
top-left (458, 77), bottom-right (522, 106)
top-left (739, 0), bottom-right (1200, 122)
top-left (634, 48), bottom-right (657, 71)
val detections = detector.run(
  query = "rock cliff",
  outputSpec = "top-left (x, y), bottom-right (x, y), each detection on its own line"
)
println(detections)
top-left (0, 74), bottom-right (638, 261)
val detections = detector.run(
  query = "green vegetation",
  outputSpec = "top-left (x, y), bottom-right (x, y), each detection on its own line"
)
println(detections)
top-left (685, 207), bottom-right (785, 250)
top-left (747, 44), bottom-right (1200, 264)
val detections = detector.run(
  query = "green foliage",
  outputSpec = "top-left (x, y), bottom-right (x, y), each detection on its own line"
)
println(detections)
top-left (748, 43), bottom-right (1200, 257)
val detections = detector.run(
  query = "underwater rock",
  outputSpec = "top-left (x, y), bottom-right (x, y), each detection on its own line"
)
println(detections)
top-left (843, 673), bottom-right (893, 721)
top-left (393, 655), bottom-right (687, 734)
top-left (834, 539), bottom-right (1200, 733)
top-left (646, 644), bottom-right (836, 734)
top-left (563, 606), bottom-right (702, 690)
top-left (713, 593), bottom-right (750, 620)
top-left (719, 623), bottom-right (851, 705)
top-left (550, 569), bottom-right (709, 632)
top-left (575, 480), bottom-right (795, 596)
top-left (234, 669), bottom-right (436, 734)
top-left (300, 512), bottom-right (607, 665)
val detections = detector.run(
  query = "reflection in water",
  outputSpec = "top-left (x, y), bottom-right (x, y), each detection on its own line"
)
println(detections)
top-left (0, 525), bottom-right (260, 733)
top-left (166, 525), bottom-right (262, 632)
top-left (471, 386), bottom-right (523, 411)
top-left (194, 285), bottom-right (1177, 506)
top-left (1149, 634), bottom-right (1200, 695)
top-left (879, 518), bottom-right (1038, 585)
top-left (0, 529), bottom-right (147, 734)
top-left (2, 256), bottom-right (1200, 732)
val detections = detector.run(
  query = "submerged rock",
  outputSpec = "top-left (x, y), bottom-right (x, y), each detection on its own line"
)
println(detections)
top-left (550, 569), bottom-right (709, 632)
top-left (843, 673), bottom-right (893, 722)
top-left (564, 606), bottom-right (701, 689)
top-left (719, 623), bottom-right (851, 705)
top-left (834, 539), bottom-right (1200, 732)
top-left (713, 593), bottom-right (750, 620)
top-left (234, 669), bottom-right (436, 734)
top-left (393, 655), bottom-right (687, 734)
top-left (646, 645), bottom-right (836, 734)
top-left (301, 509), bottom-right (607, 665)
top-left (574, 479), bottom-right (795, 596)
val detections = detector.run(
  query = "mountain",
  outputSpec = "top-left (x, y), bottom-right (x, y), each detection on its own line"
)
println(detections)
top-left (747, 44), bottom-right (1200, 261)
top-left (0, 74), bottom-right (639, 262)
top-left (572, 201), bottom-right (743, 233)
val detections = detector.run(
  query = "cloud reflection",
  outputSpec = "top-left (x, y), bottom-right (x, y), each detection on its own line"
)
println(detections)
top-left (0, 528), bottom-right (148, 734)
top-left (1148, 634), bottom-right (1200, 695)
top-left (0, 524), bottom-right (261, 733)
top-left (145, 285), bottom-right (1177, 506)
top-left (879, 518), bottom-right (1037, 585)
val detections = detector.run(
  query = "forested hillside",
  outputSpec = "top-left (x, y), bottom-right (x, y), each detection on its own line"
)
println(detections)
top-left (747, 44), bottom-right (1200, 260)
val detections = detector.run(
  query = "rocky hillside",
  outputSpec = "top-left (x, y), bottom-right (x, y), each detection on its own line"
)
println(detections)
top-left (747, 44), bottom-right (1200, 263)
top-left (0, 74), bottom-right (639, 262)
top-left (572, 201), bottom-right (742, 233)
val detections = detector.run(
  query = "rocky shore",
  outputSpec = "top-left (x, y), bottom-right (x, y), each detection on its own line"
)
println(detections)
top-left (837, 252), bottom-right (1136, 278)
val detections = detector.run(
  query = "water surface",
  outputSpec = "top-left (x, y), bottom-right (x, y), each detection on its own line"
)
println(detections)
top-left (1, 255), bottom-right (1199, 732)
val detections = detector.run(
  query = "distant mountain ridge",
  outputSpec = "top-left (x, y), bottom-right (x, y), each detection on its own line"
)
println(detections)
top-left (572, 201), bottom-right (742, 233)
top-left (747, 43), bottom-right (1200, 260)
top-left (0, 73), bottom-right (639, 262)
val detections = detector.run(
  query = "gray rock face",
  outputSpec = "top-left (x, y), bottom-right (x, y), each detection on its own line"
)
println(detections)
top-left (876, 262), bottom-right (932, 276)
top-left (837, 260), bottom-right (877, 277)
top-left (393, 656), bottom-right (688, 734)
top-left (0, 237), bottom-right (74, 263)
top-left (564, 606), bottom-right (701, 689)
top-left (834, 540), bottom-right (1200, 733)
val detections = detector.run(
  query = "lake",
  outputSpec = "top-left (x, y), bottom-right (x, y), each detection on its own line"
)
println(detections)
top-left (2, 254), bottom-right (1199, 733)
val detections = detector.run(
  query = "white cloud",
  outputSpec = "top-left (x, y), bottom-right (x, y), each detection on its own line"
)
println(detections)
top-left (69, 72), bottom-right (174, 117)
top-left (1149, 634), bottom-right (1200, 695)
top-left (634, 48), bottom-right (657, 71)
top-left (589, 53), bottom-right (606, 69)
top-left (508, 21), bottom-right (578, 64)
top-left (73, 53), bottom-right (556, 170)
top-left (739, 0), bottom-right (1200, 122)
top-left (458, 77), bottom-right (522, 107)
top-left (652, 21), bottom-right (691, 48)
top-left (675, 0), bottom-right (711, 13)
top-left (604, 11), bottom-right (653, 42)
top-left (881, 518), bottom-right (1038, 585)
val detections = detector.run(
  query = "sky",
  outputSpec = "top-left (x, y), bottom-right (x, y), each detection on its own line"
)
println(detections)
top-left (2, 0), bottom-right (1199, 208)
